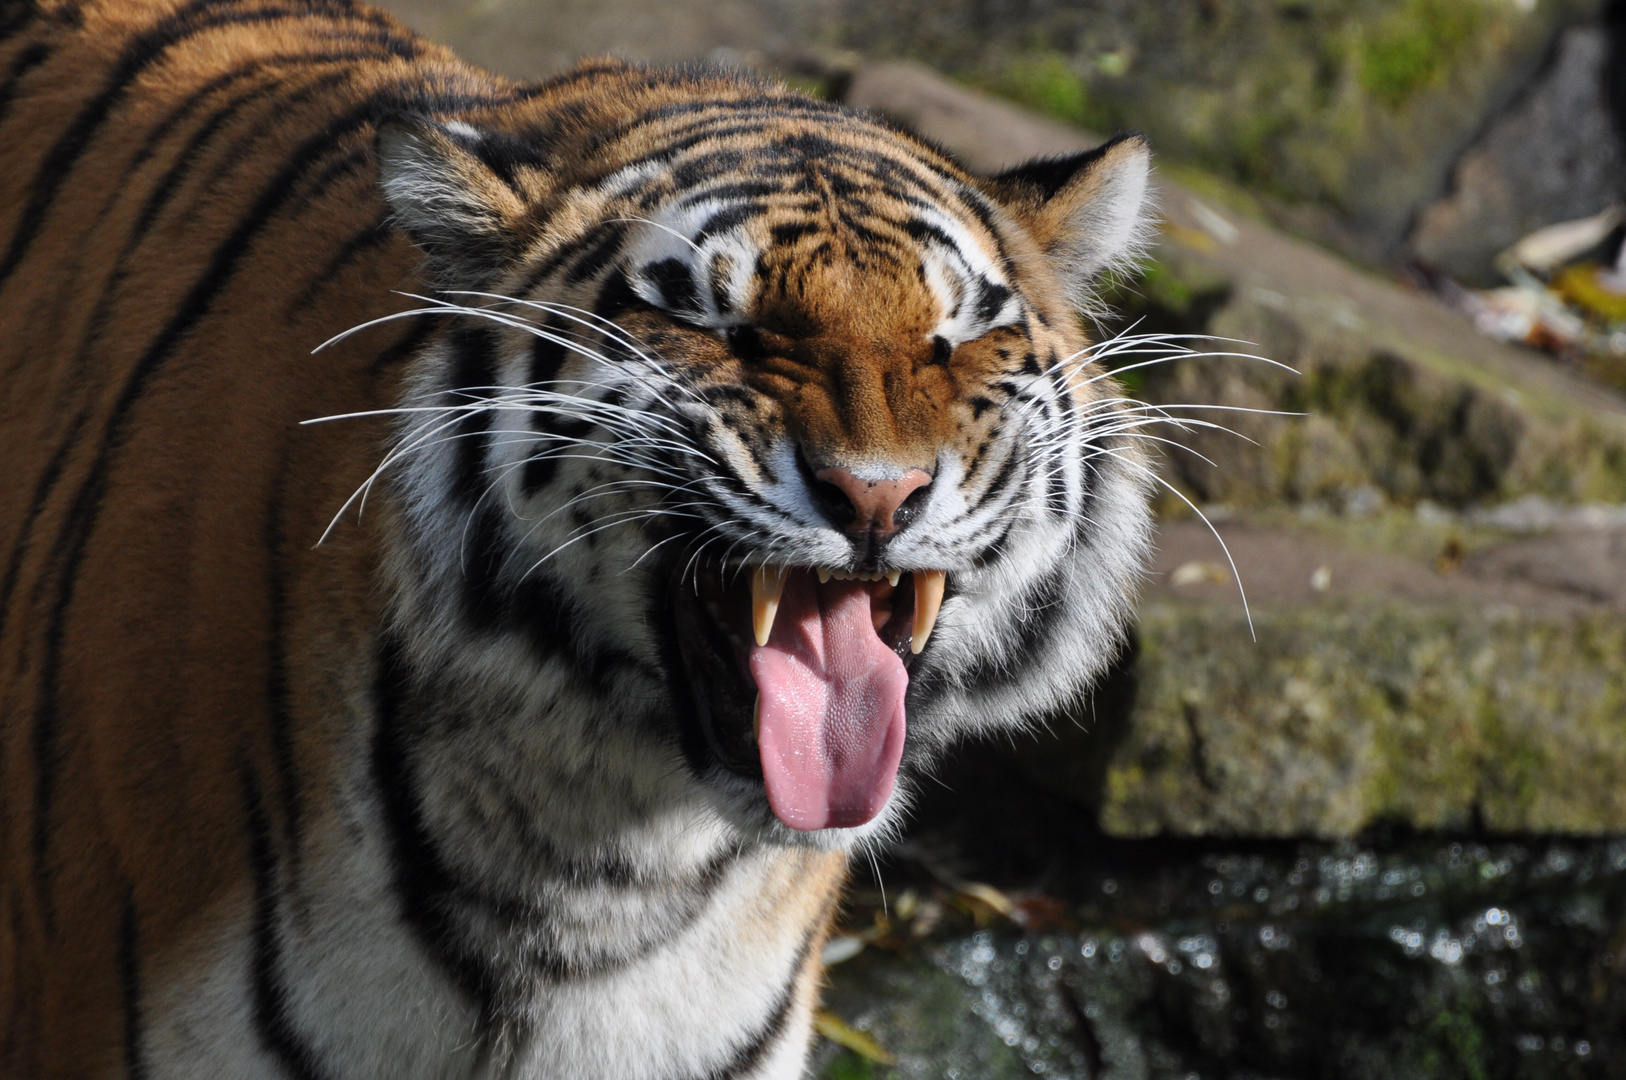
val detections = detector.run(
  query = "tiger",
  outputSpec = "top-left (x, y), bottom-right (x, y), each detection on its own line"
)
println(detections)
top-left (0, 0), bottom-right (1157, 1075)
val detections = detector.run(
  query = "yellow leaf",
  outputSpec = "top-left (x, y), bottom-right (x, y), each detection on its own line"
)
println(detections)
top-left (814, 1010), bottom-right (896, 1066)
top-left (956, 881), bottom-right (1014, 916)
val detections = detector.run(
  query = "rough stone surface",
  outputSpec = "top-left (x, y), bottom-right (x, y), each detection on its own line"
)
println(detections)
top-left (832, 0), bottom-right (1604, 257)
top-left (1408, 26), bottom-right (1626, 286)
top-left (1013, 515), bottom-right (1626, 837)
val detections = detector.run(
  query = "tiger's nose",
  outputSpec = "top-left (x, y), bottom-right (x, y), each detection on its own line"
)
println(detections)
top-left (813, 466), bottom-right (933, 536)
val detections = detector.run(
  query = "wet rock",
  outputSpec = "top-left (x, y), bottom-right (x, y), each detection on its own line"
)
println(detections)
top-left (820, 838), bottom-right (1626, 1079)
top-left (1408, 26), bottom-right (1626, 287)
top-left (812, 949), bottom-right (1033, 1079)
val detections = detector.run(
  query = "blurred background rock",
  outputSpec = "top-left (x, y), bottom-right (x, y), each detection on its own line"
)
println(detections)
top-left (368, 0), bottom-right (1626, 1073)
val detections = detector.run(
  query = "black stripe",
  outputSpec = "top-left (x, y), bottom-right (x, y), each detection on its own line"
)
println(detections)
top-left (42, 65), bottom-right (354, 410)
top-left (0, 0), bottom-right (39, 45)
top-left (562, 222), bottom-right (627, 285)
top-left (968, 443), bottom-right (1021, 517)
top-left (1072, 434), bottom-right (1104, 544)
top-left (26, 85), bottom-right (433, 916)
top-left (0, 39), bottom-right (46, 125)
top-left (59, 50), bottom-right (385, 303)
top-left (265, 441), bottom-right (304, 890)
top-left (459, 506), bottom-right (508, 632)
top-left (444, 325), bottom-right (498, 503)
top-left (118, 887), bottom-right (149, 1080)
top-left (369, 314), bottom-right (441, 376)
top-left (593, 269), bottom-right (645, 321)
top-left (0, 0), bottom-right (336, 291)
top-left (120, 53), bottom-right (337, 198)
top-left (287, 213), bottom-right (393, 313)
top-left (297, 145), bottom-right (368, 205)
top-left (683, 927), bottom-right (818, 1080)
top-left (959, 561), bottom-right (1070, 691)
top-left (369, 637), bottom-right (502, 1020)
top-left (579, 96), bottom-right (837, 160)
top-left (520, 324), bottom-right (592, 495)
top-left (245, 766), bottom-right (333, 1080)
top-left (643, 257), bottom-right (700, 314)
top-left (0, 407), bottom-right (84, 643)
top-left (980, 281), bottom-right (1014, 325)
top-left (507, 572), bottom-right (641, 694)
top-left (973, 519), bottom-right (1014, 570)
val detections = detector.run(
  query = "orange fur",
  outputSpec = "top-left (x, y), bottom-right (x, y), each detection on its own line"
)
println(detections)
top-left (0, 1), bottom-right (1151, 1074)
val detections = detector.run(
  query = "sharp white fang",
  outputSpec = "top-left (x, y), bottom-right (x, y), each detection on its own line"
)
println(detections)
top-left (886, 570), bottom-right (901, 587)
top-left (911, 570), bottom-right (947, 655)
top-left (817, 566), bottom-right (832, 583)
top-left (752, 565), bottom-right (788, 647)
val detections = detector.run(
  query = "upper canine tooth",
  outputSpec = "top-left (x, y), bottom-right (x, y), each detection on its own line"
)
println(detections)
top-left (886, 570), bottom-right (901, 587)
top-left (911, 570), bottom-right (947, 655)
top-left (817, 566), bottom-right (832, 584)
top-left (752, 565), bottom-right (788, 647)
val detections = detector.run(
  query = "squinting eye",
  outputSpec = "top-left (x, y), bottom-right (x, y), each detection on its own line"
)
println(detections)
top-left (727, 325), bottom-right (768, 363)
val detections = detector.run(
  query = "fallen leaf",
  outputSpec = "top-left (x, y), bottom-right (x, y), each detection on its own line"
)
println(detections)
top-left (820, 935), bottom-right (864, 966)
top-left (1435, 537), bottom-right (1464, 575)
top-left (956, 881), bottom-right (1015, 916)
top-left (1170, 561), bottom-right (1230, 587)
top-left (815, 1011), bottom-right (897, 1066)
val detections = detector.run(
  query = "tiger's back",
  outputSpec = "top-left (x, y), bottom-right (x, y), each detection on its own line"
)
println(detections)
top-left (0, 1), bottom-right (1156, 1075)
top-left (0, 0), bottom-right (458, 1065)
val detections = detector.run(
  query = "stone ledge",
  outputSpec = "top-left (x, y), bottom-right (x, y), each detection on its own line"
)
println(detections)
top-left (1020, 596), bottom-right (1626, 838)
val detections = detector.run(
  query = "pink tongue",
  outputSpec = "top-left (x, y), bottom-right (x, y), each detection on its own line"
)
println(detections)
top-left (749, 575), bottom-right (908, 831)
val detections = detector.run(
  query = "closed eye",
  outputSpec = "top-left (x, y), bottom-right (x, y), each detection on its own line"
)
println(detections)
top-left (726, 325), bottom-right (769, 364)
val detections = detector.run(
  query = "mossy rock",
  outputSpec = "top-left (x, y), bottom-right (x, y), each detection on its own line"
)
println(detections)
top-left (830, 0), bottom-right (1604, 255)
top-left (1025, 601), bottom-right (1626, 838)
top-left (1104, 241), bottom-right (1626, 511)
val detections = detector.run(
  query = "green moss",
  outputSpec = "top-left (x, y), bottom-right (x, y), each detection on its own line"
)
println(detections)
top-left (1417, 1007), bottom-right (1492, 1080)
top-left (1085, 603), bottom-right (1626, 838)
top-left (973, 51), bottom-right (1115, 132)
top-left (1358, 0), bottom-right (1489, 108)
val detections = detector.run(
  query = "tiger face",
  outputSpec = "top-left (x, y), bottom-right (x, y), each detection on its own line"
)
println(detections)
top-left (372, 77), bottom-right (1155, 844)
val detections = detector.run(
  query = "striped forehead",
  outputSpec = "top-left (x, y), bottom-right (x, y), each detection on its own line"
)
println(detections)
top-left (605, 130), bottom-right (1023, 342)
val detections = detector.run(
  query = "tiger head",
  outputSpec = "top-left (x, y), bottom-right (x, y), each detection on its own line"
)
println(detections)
top-left (366, 66), bottom-right (1155, 847)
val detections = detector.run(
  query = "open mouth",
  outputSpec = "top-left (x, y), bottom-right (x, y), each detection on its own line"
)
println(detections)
top-left (671, 563), bottom-right (947, 832)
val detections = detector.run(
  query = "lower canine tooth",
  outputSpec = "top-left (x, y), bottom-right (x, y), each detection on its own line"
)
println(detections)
top-left (911, 570), bottom-right (947, 655)
top-left (751, 565), bottom-right (788, 647)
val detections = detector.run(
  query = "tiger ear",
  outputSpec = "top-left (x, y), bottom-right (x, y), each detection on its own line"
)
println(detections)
top-left (375, 115), bottom-right (530, 285)
top-left (985, 133), bottom-right (1154, 307)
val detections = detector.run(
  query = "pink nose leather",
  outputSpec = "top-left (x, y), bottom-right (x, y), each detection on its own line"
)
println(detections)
top-left (814, 466), bottom-right (932, 535)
